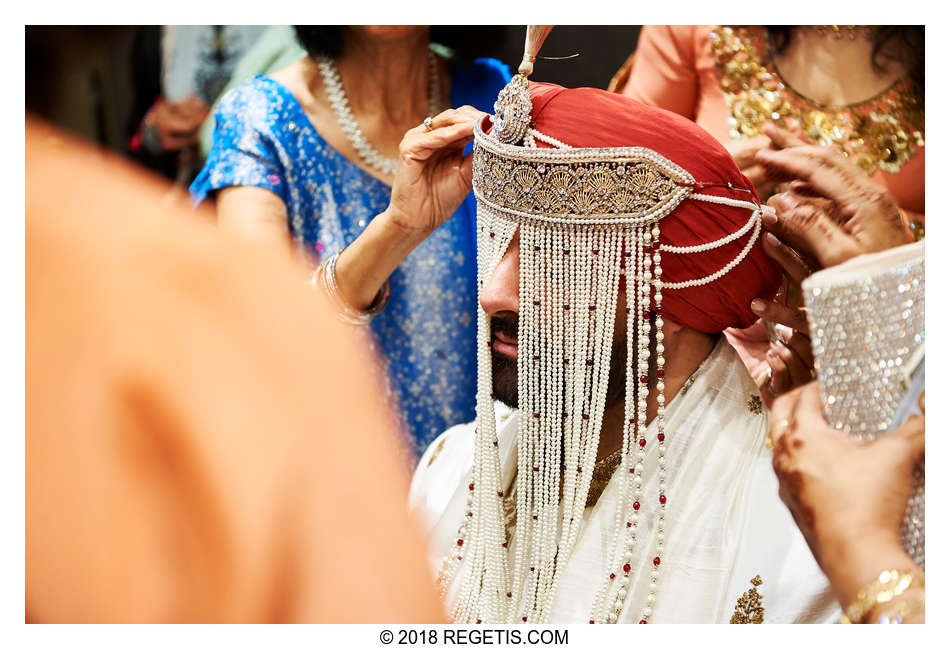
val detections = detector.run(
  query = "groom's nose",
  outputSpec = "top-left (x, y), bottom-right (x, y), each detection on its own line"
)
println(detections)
top-left (479, 231), bottom-right (520, 317)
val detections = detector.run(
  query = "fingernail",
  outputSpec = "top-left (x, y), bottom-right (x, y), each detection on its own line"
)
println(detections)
top-left (761, 207), bottom-right (777, 225)
top-left (751, 299), bottom-right (766, 314)
top-left (764, 232), bottom-right (781, 246)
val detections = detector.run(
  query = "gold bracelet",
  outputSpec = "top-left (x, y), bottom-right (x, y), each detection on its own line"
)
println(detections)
top-left (839, 569), bottom-right (925, 624)
top-left (873, 588), bottom-right (925, 624)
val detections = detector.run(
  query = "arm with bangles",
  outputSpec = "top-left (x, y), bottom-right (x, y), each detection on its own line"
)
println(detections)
top-left (758, 139), bottom-right (922, 622)
top-left (769, 384), bottom-right (924, 623)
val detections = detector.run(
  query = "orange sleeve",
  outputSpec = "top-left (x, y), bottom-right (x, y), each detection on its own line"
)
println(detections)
top-left (617, 25), bottom-right (701, 120)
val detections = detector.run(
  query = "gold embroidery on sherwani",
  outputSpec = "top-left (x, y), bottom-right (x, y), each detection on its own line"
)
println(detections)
top-left (710, 27), bottom-right (924, 176)
top-left (747, 394), bottom-right (764, 415)
top-left (500, 447), bottom-right (625, 545)
top-left (586, 449), bottom-right (624, 508)
top-left (427, 437), bottom-right (447, 467)
top-left (731, 575), bottom-right (765, 623)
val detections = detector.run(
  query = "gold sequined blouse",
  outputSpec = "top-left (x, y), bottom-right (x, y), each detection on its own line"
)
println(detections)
top-left (617, 25), bottom-right (925, 236)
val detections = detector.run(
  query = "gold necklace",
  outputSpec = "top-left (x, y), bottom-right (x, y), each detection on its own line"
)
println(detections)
top-left (812, 25), bottom-right (874, 41)
top-left (501, 447), bottom-right (626, 543)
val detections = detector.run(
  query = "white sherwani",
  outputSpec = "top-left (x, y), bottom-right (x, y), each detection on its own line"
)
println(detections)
top-left (410, 339), bottom-right (840, 623)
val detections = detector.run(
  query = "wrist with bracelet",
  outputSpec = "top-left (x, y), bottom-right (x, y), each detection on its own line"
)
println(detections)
top-left (839, 569), bottom-right (924, 624)
top-left (872, 588), bottom-right (925, 624)
top-left (309, 249), bottom-right (390, 326)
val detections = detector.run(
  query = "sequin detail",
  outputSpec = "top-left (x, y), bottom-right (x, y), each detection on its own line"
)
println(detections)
top-left (710, 26), bottom-right (924, 175)
top-left (803, 243), bottom-right (924, 566)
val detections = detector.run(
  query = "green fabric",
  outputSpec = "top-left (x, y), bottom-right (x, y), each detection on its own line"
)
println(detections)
top-left (199, 25), bottom-right (306, 157)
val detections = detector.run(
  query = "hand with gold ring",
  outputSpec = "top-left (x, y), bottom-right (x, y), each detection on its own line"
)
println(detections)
top-left (770, 381), bottom-right (924, 614)
top-left (328, 105), bottom-right (487, 312)
top-left (387, 105), bottom-right (487, 234)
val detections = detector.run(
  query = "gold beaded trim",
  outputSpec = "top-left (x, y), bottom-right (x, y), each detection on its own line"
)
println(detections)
top-left (710, 26), bottom-right (924, 175)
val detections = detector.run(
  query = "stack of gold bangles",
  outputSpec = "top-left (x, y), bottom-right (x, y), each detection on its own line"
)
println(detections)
top-left (310, 250), bottom-right (390, 326)
top-left (840, 569), bottom-right (925, 624)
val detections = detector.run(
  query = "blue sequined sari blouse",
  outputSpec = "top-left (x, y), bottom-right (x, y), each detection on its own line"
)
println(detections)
top-left (191, 58), bottom-right (510, 458)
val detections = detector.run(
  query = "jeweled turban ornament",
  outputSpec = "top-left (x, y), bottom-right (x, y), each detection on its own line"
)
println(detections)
top-left (437, 27), bottom-right (780, 624)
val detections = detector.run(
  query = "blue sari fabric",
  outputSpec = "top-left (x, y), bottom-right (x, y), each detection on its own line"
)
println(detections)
top-left (191, 58), bottom-right (510, 457)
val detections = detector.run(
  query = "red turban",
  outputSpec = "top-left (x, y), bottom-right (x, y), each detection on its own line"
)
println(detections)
top-left (525, 83), bottom-right (781, 333)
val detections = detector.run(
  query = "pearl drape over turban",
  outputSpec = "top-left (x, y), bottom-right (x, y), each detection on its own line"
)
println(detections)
top-left (521, 82), bottom-right (781, 332)
top-left (443, 76), bottom-right (783, 624)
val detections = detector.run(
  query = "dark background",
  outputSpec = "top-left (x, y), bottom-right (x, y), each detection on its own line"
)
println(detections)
top-left (26, 25), bottom-right (641, 155)
top-left (492, 25), bottom-right (639, 89)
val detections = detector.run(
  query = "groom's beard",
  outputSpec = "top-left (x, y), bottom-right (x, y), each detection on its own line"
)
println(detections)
top-left (490, 313), bottom-right (629, 410)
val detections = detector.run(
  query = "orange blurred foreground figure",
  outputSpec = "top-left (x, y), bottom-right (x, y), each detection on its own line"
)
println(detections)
top-left (25, 117), bottom-right (445, 623)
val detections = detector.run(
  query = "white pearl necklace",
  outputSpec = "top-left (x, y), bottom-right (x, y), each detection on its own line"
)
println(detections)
top-left (318, 51), bottom-right (441, 178)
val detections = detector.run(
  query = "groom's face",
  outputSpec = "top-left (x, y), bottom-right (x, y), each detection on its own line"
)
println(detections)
top-left (478, 228), bottom-right (631, 410)
top-left (479, 229), bottom-right (520, 407)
